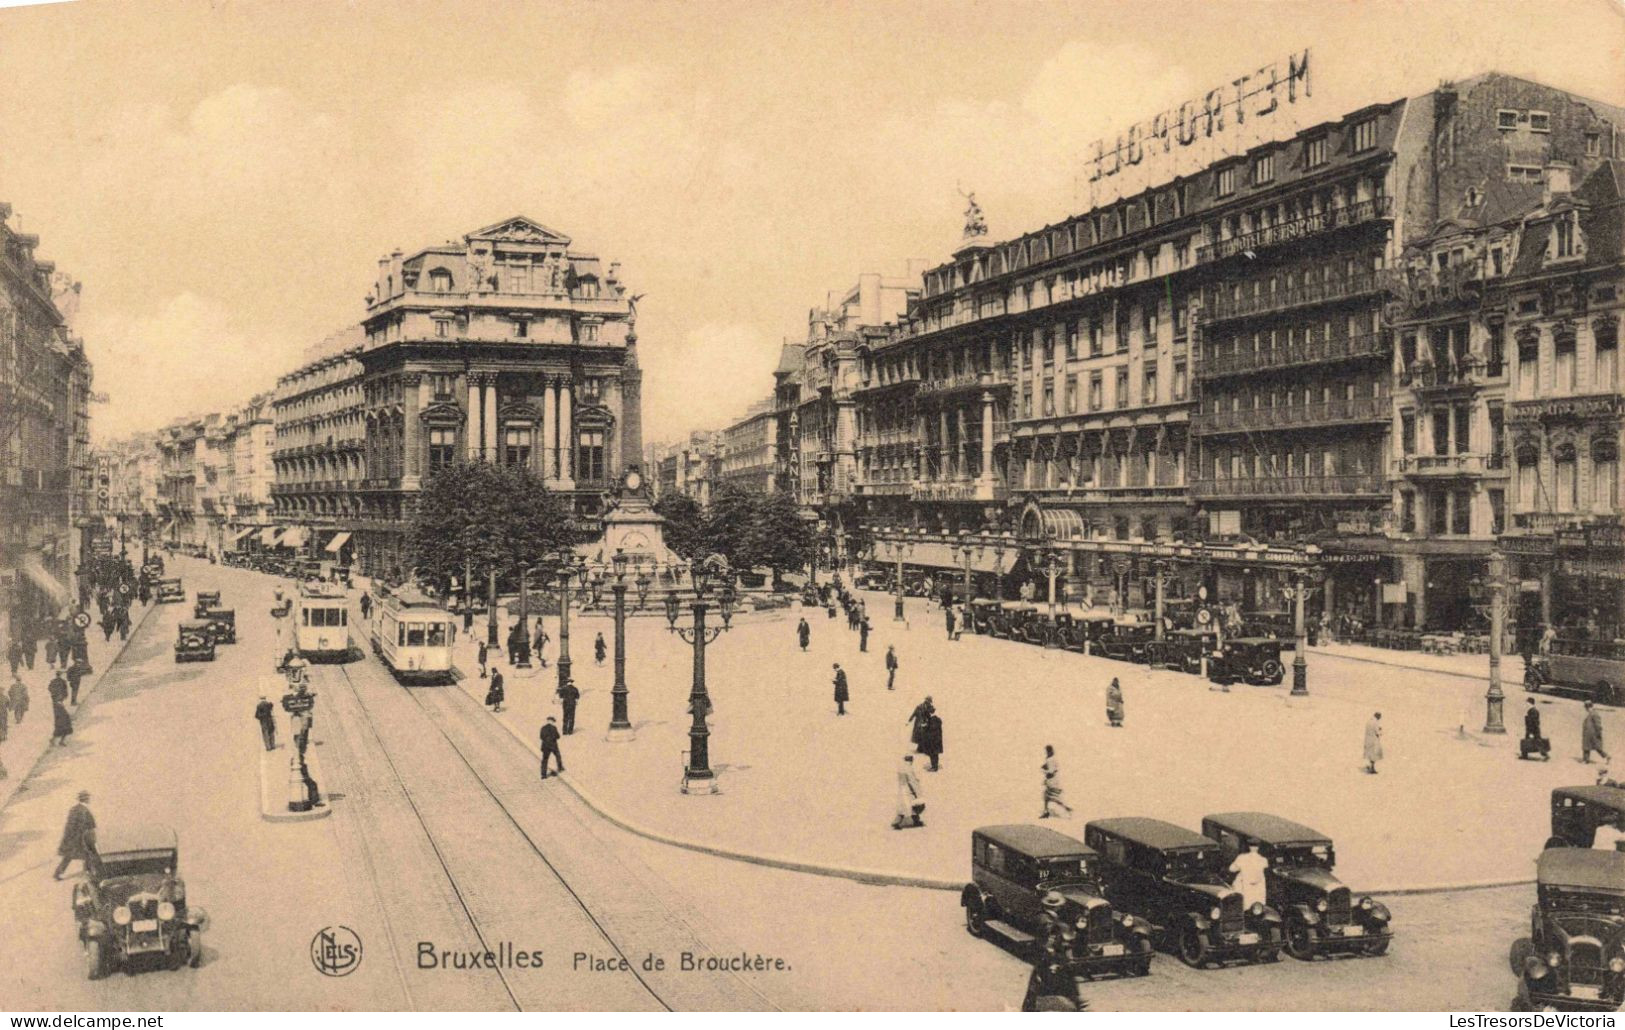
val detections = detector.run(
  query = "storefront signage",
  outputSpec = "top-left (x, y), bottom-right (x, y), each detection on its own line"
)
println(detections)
top-left (1561, 558), bottom-right (1625, 581)
top-left (1507, 393), bottom-right (1625, 424)
top-left (1087, 49), bottom-right (1312, 186)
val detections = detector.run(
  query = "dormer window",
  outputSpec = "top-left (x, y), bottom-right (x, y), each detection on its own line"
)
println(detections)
top-left (1528, 111), bottom-right (1550, 134)
top-left (428, 268), bottom-right (453, 292)
top-left (1552, 212), bottom-right (1579, 260)
top-left (1497, 109), bottom-right (1519, 131)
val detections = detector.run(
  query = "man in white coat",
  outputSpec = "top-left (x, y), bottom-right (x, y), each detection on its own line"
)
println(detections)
top-left (1228, 843), bottom-right (1269, 909)
top-left (1364, 711), bottom-right (1384, 774)
top-left (893, 754), bottom-right (923, 830)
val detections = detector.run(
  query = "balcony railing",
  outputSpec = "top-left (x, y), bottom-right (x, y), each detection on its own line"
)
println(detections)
top-left (1197, 331), bottom-right (1388, 379)
top-left (854, 370), bottom-right (922, 394)
top-left (1403, 359), bottom-right (1488, 391)
top-left (1191, 474), bottom-right (1386, 499)
top-left (1202, 271), bottom-right (1384, 324)
top-left (1193, 395), bottom-right (1389, 434)
top-left (1395, 453), bottom-right (1506, 478)
top-left (909, 479), bottom-right (1008, 503)
top-left (853, 481), bottom-right (913, 496)
top-left (1196, 196), bottom-right (1394, 264)
top-left (916, 371), bottom-right (1007, 398)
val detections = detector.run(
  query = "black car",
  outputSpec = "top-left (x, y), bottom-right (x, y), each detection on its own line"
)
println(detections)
top-left (1547, 786), bottom-right (1625, 849)
top-left (71, 826), bottom-right (206, 979)
top-left (1510, 849), bottom-right (1625, 1011)
top-left (1207, 637), bottom-right (1286, 686)
top-left (202, 608), bottom-right (236, 645)
top-left (174, 621), bottom-right (216, 663)
top-left (192, 591), bottom-right (222, 620)
top-left (1097, 622), bottom-right (1155, 663)
top-left (1147, 629), bottom-right (1217, 675)
top-left (1084, 817), bottom-right (1283, 967)
top-left (962, 824), bottom-right (1153, 978)
top-left (1201, 812), bottom-right (1391, 959)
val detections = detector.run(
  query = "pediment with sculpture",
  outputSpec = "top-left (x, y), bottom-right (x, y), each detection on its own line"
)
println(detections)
top-left (466, 216), bottom-right (573, 247)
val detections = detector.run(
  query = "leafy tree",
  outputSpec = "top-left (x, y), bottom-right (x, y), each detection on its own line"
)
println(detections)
top-left (754, 492), bottom-right (817, 585)
top-left (408, 461), bottom-right (573, 594)
top-left (653, 491), bottom-right (708, 561)
top-left (703, 483), bottom-right (762, 571)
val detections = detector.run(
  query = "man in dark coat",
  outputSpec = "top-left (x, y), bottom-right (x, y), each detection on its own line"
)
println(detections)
top-left (1525, 698), bottom-right (1542, 740)
top-left (478, 641), bottom-right (489, 679)
top-left (832, 663), bottom-right (849, 716)
top-left (922, 713), bottom-right (943, 771)
top-left (6, 638), bottom-right (21, 677)
top-left (907, 696), bottom-right (935, 750)
top-left (885, 645), bottom-right (898, 690)
top-left (858, 616), bottom-right (870, 653)
top-left (48, 669), bottom-right (68, 706)
top-left (558, 679), bottom-right (580, 735)
top-left (944, 606), bottom-right (956, 640)
top-left (593, 632), bottom-right (606, 666)
top-left (485, 669), bottom-right (506, 712)
top-left (255, 695), bottom-right (277, 750)
top-left (53, 791), bottom-right (96, 879)
top-left (66, 662), bottom-right (86, 705)
top-left (1582, 702), bottom-right (1611, 764)
top-left (359, 593), bottom-right (372, 620)
top-left (10, 676), bottom-right (29, 725)
top-left (539, 717), bottom-right (564, 778)
top-left (797, 618), bottom-right (810, 652)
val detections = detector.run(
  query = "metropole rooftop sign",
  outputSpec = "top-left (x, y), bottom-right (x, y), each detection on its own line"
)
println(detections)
top-left (1086, 49), bottom-right (1313, 191)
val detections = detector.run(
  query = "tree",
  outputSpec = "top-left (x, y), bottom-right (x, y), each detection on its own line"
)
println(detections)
top-left (703, 483), bottom-right (762, 572)
top-left (407, 461), bottom-right (573, 593)
top-left (653, 492), bottom-right (708, 562)
top-left (754, 492), bottom-right (817, 586)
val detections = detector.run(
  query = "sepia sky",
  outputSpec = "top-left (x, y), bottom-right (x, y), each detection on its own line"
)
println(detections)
top-left (1, 0), bottom-right (1621, 444)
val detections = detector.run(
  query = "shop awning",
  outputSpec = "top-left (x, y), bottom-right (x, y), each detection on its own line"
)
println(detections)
top-left (258, 527), bottom-right (282, 546)
top-left (280, 527), bottom-right (309, 549)
top-left (21, 557), bottom-right (71, 606)
top-left (159, 521), bottom-right (175, 537)
top-left (228, 527), bottom-right (257, 543)
top-left (1036, 509), bottom-right (1087, 541)
top-left (888, 540), bottom-right (1012, 575)
top-left (324, 531), bottom-right (352, 554)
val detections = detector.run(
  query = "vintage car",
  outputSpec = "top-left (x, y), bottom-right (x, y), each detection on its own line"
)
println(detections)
top-left (155, 578), bottom-right (185, 604)
top-left (1055, 608), bottom-right (1116, 653)
top-left (1547, 786), bottom-right (1625, 849)
top-left (192, 591), bottom-right (222, 619)
top-left (1084, 817), bottom-right (1283, 967)
top-left (1509, 849), bottom-right (1625, 1011)
top-left (987, 600), bottom-right (1035, 640)
top-left (967, 598), bottom-right (1000, 635)
top-left (202, 607), bottom-right (236, 645)
top-left (1525, 643), bottom-right (1625, 708)
top-left (1018, 609), bottom-right (1059, 647)
top-left (1200, 812), bottom-right (1391, 959)
top-left (141, 557), bottom-right (165, 578)
top-left (1147, 629), bottom-right (1217, 675)
top-left (961, 824), bottom-right (1154, 978)
top-left (853, 570), bottom-right (890, 591)
top-left (1097, 621), bottom-right (1156, 663)
top-left (174, 620), bottom-right (216, 663)
top-left (71, 825), bottom-right (206, 979)
top-left (1207, 637), bottom-right (1287, 686)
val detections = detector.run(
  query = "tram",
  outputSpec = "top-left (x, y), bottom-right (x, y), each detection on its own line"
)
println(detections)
top-left (293, 582), bottom-right (354, 662)
top-left (369, 585), bottom-right (457, 684)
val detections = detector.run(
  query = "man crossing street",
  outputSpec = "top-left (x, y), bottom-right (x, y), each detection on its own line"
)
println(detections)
top-left (832, 663), bottom-right (849, 716)
top-left (539, 717), bottom-right (564, 778)
top-left (557, 679), bottom-right (580, 735)
top-left (885, 645), bottom-right (897, 690)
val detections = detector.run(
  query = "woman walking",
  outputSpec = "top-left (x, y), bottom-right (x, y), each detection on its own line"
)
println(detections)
top-left (484, 669), bottom-right (506, 713)
top-left (1041, 745), bottom-right (1073, 819)
top-left (50, 695), bottom-right (73, 746)
top-left (1106, 678), bottom-right (1124, 728)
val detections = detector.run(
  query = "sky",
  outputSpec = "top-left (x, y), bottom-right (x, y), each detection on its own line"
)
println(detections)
top-left (1, 0), bottom-right (1621, 445)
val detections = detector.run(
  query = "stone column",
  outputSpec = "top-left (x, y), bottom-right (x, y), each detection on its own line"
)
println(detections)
top-left (402, 373), bottom-right (422, 482)
top-left (981, 389), bottom-right (995, 483)
top-left (560, 381), bottom-right (575, 486)
top-left (956, 407), bottom-right (969, 479)
top-left (466, 376), bottom-right (481, 460)
top-left (542, 379), bottom-right (557, 480)
top-left (939, 410), bottom-right (949, 481)
top-left (483, 377), bottom-right (499, 460)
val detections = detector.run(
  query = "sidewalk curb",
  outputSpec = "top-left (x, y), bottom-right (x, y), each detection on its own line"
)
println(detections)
top-left (0, 598), bottom-right (159, 812)
top-left (257, 745), bottom-right (332, 823)
top-left (1310, 646), bottom-right (1491, 684)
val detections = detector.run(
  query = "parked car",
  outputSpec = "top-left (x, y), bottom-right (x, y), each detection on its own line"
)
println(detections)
top-left (1546, 786), bottom-right (1625, 849)
top-left (192, 591), bottom-right (222, 619)
top-left (961, 824), bottom-right (1153, 978)
top-left (1200, 812), bottom-right (1392, 959)
top-left (155, 578), bottom-right (185, 604)
top-left (202, 608), bottom-right (236, 645)
top-left (174, 621), bottom-right (216, 663)
top-left (967, 599), bottom-right (1000, 635)
top-left (853, 570), bottom-right (890, 591)
top-left (1098, 621), bottom-right (1155, 663)
top-left (71, 825), bottom-right (206, 979)
top-left (989, 601), bottom-right (1038, 640)
top-left (1208, 637), bottom-right (1287, 686)
top-left (1147, 629), bottom-right (1217, 675)
top-left (1083, 817), bottom-right (1283, 967)
top-left (142, 556), bottom-right (165, 576)
top-left (1055, 609), bottom-right (1116, 653)
top-left (1525, 644), bottom-right (1625, 707)
top-left (1509, 849), bottom-right (1625, 1011)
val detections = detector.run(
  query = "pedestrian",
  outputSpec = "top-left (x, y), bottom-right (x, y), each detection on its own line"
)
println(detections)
top-left (48, 669), bottom-right (67, 706)
top-left (892, 754), bottom-right (924, 830)
top-left (99, 609), bottom-right (114, 643)
top-left (921, 712), bottom-right (943, 771)
top-left (1041, 745), bottom-right (1073, 818)
top-left (43, 635), bottom-right (57, 669)
top-left (1106, 678), bottom-right (1124, 728)
top-left (66, 661), bottom-right (86, 705)
top-left (1582, 702), bottom-right (1611, 764)
top-left (6, 638), bottom-right (21, 677)
top-left (50, 695), bottom-right (74, 746)
top-left (884, 645), bottom-right (897, 690)
top-left (52, 791), bottom-right (96, 880)
top-left (1363, 711), bottom-right (1384, 774)
top-left (859, 616), bottom-right (870, 653)
top-left (1540, 624), bottom-right (1557, 656)
top-left (534, 624), bottom-right (550, 669)
top-left (825, 600), bottom-right (835, 620)
top-left (907, 696), bottom-right (935, 751)
top-left (22, 632), bottom-right (36, 670)
top-left (832, 663), bottom-right (849, 716)
top-left (478, 641), bottom-right (489, 679)
top-left (558, 678), bottom-right (580, 734)
top-left (539, 716), bottom-right (564, 778)
top-left (359, 593), bottom-right (372, 620)
top-left (594, 632), bottom-right (606, 666)
top-left (944, 606), bottom-right (956, 640)
top-left (797, 617), bottom-right (811, 652)
top-left (0, 693), bottom-right (8, 743)
top-left (116, 605), bottom-right (130, 641)
top-left (254, 695), bottom-right (277, 750)
top-left (1228, 842), bottom-right (1269, 908)
top-left (10, 676), bottom-right (29, 725)
top-left (485, 669), bottom-right (506, 713)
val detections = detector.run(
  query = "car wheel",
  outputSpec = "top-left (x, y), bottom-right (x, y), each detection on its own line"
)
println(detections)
top-left (1285, 922), bottom-right (1318, 961)
top-left (1543, 836), bottom-right (1570, 850)
top-left (1177, 928), bottom-right (1208, 968)
top-left (85, 940), bottom-right (105, 981)
top-left (964, 897), bottom-right (987, 939)
top-left (1509, 938), bottom-right (1534, 975)
top-left (1364, 937), bottom-right (1390, 958)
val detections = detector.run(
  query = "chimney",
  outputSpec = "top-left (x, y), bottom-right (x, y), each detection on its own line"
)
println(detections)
top-left (1544, 161), bottom-right (1574, 203)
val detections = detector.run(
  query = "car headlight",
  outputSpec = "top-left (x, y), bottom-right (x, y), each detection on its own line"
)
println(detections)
top-left (1610, 957), bottom-right (1625, 974)
top-left (1360, 896), bottom-right (1374, 911)
top-left (1548, 952), bottom-right (1561, 968)
top-left (157, 902), bottom-right (176, 921)
top-left (1316, 899), bottom-right (1328, 912)
top-left (1526, 955), bottom-right (1550, 979)
top-left (1210, 907), bottom-right (1222, 920)
top-left (1121, 915), bottom-right (1133, 929)
top-left (113, 906), bottom-right (131, 926)
top-left (1249, 902), bottom-right (1264, 917)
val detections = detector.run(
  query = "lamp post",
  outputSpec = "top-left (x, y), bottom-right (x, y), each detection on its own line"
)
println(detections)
top-left (1289, 545), bottom-right (1323, 696)
top-left (545, 553), bottom-right (587, 695)
top-left (889, 529), bottom-right (911, 622)
top-left (956, 534), bottom-right (978, 607)
top-left (513, 563), bottom-right (532, 668)
top-left (663, 555), bottom-right (735, 793)
top-left (992, 535), bottom-right (1009, 601)
top-left (1482, 550), bottom-right (1509, 734)
top-left (599, 548), bottom-right (652, 741)
top-left (1151, 559), bottom-right (1169, 642)
top-left (486, 568), bottom-right (500, 649)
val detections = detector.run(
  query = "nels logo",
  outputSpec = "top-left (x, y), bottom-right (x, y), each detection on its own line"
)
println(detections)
top-left (310, 926), bottom-right (363, 977)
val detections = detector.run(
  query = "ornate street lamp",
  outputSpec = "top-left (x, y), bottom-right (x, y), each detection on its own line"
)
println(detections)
top-left (1287, 545), bottom-right (1325, 696)
top-left (1150, 558), bottom-right (1171, 642)
top-left (513, 562), bottom-right (533, 668)
top-left (955, 531), bottom-right (979, 607)
top-left (664, 554), bottom-right (735, 793)
top-left (602, 548), bottom-right (653, 741)
top-left (889, 528), bottom-right (913, 622)
top-left (1470, 550), bottom-right (1510, 734)
top-left (539, 551), bottom-right (588, 693)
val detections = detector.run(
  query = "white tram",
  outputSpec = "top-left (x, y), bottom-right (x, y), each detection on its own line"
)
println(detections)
top-left (293, 582), bottom-right (354, 662)
top-left (369, 586), bottom-right (457, 684)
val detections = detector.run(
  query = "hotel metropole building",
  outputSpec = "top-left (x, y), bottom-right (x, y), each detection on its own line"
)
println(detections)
top-left (855, 73), bottom-right (1622, 620)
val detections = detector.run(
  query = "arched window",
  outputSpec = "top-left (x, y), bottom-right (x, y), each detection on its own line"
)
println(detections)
top-left (1515, 441), bottom-right (1540, 511)
top-left (1554, 440), bottom-right (1578, 512)
top-left (1592, 437), bottom-right (1620, 513)
top-left (428, 268), bottom-right (453, 293)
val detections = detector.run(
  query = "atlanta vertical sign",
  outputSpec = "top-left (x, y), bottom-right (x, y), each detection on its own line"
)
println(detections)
top-left (1087, 49), bottom-right (1313, 184)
